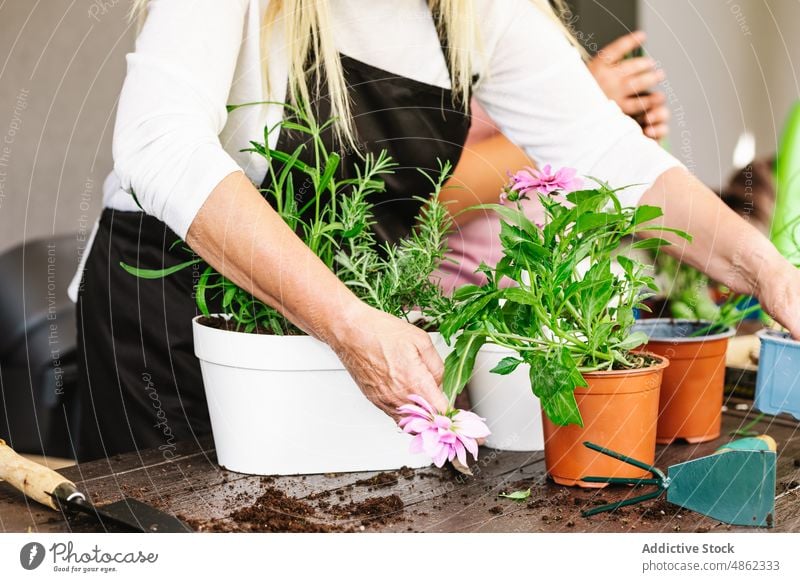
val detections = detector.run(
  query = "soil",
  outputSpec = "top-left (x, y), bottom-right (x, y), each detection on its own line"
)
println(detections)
top-left (610, 352), bottom-right (663, 371)
top-left (355, 472), bottom-right (400, 489)
top-left (197, 315), bottom-right (303, 336)
top-left (330, 495), bottom-right (406, 526)
top-left (183, 479), bottom-right (410, 533)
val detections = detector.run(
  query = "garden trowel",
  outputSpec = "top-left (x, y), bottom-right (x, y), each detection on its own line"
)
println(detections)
top-left (579, 436), bottom-right (777, 527)
top-left (0, 439), bottom-right (191, 532)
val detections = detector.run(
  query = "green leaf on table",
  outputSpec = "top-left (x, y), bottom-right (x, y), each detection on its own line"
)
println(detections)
top-left (499, 488), bottom-right (532, 501)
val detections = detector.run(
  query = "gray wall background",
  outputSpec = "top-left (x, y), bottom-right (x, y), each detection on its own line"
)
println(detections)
top-left (0, 0), bottom-right (134, 254)
top-left (0, 1), bottom-right (798, 254)
top-left (641, 0), bottom-right (800, 189)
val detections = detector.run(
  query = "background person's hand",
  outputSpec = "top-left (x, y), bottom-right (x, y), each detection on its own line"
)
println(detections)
top-left (588, 31), bottom-right (670, 140)
top-left (328, 302), bottom-right (449, 421)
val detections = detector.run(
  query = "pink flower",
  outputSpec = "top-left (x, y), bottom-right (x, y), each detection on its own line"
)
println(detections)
top-left (509, 165), bottom-right (582, 196)
top-left (397, 395), bottom-right (491, 468)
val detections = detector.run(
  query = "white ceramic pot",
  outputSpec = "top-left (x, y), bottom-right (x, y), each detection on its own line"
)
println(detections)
top-left (467, 345), bottom-right (544, 451)
top-left (193, 316), bottom-right (450, 475)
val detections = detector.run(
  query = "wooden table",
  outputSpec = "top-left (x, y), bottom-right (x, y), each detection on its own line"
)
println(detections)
top-left (2, 400), bottom-right (799, 533)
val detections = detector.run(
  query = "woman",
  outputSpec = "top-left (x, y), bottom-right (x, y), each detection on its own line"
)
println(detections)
top-left (71, 0), bottom-right (800, 461)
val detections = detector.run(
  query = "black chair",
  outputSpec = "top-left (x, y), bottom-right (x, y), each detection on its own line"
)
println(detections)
top-left (0, 235), bottom-right (80, 458)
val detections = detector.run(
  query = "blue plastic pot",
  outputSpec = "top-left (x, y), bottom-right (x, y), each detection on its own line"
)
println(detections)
top-left (754, 329), bottom-right (800, 420)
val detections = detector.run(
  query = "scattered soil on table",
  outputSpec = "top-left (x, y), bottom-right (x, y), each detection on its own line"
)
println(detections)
top-left (355, 472), bottom-right (399, 489)
top-left (398, 466), bottom-right (416, 480)
top-left (229, 487), bottom-right (337, 533)
top-left (330, 494), bottom-right (405, 527)
top-left (488, 506), bottom-right (504, 515)
top-left (185, 487), bottom-right (343, 533)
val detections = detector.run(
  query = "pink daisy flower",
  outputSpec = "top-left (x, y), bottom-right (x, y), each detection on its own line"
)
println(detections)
top-left (509, 165), bottom-right (582, 196)
top-left (398, 395), bottom-right (491, 468)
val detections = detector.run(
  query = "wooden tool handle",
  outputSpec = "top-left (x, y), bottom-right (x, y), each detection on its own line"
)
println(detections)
top-left (0, 439), bottom-right (78, 510)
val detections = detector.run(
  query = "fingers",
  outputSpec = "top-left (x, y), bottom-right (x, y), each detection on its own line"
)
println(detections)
top-left (644, 123), bottom-right (669, 140)
top-left (596, 30), bottom-right (646, 65)
top-left (615, 56), bottom-right (657, 79)
top-left (635, 102), bottom-right (671, 139)
top-left (413, 368), bottom-right (450, 414)
top-left (416, 335), bottom-right (444, 386)
top-left (620, 91), bottom-right (665, 116)
top-left (624, 68), bottom-right (666, 96)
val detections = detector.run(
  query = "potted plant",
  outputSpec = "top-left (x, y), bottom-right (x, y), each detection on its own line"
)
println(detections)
top-left (440, 166), bottom-right (689, 487)
top-left (632, 293), bottom-right (758, 444)
top-left (122, 106), bottom-right (459, 475)
top-left (466, 344), bottom-right (545, 452)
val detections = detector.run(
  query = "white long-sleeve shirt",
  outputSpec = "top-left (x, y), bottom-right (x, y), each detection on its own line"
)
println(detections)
top-left (70, 0), bottom-right (681, 300)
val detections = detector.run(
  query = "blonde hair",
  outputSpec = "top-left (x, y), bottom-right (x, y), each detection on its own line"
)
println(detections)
top-left (130, 0), bottom-right (579, 144)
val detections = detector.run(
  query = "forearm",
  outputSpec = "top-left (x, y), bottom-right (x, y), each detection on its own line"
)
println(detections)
top-left (639, 166), bottom-right (783, 297)
top-left (186, 171), bottom-right (362, 341)
top-left (443, 133), bottom-right (531, 225)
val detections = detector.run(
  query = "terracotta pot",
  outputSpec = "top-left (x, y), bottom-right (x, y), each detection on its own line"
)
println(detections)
top-left (542, 354), bottom-right (667, 488)
top-left (633, 319), bottom-right (734, 445)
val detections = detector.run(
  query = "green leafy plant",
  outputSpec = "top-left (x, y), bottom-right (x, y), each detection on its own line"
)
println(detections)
top-left (654, 254), bottom-right (761, 336)
top-left (440, 168), bottom-right (691, 427)
top-left (121, 104), bottom-right (453, 333)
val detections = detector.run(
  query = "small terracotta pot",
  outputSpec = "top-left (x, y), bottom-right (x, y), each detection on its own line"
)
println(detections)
top-left (542, 354), bottom-right (667, 488)
top-left (633, 319), bottom-right (734, 445)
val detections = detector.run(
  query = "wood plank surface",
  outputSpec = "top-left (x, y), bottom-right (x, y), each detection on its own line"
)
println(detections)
top-left (1, 402), bottom-right (798, 533)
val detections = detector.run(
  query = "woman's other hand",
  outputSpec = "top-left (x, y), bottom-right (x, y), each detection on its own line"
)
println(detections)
top-left (756, 260), bottom-right (800, 339)
top-left (327, 302), bottom-right (450, 421)
top-left (588, 31), bottom-right (670, 140)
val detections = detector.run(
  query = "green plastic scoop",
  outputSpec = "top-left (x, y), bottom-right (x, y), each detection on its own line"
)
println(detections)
top-left (580, 436), bottom-right (777, 527)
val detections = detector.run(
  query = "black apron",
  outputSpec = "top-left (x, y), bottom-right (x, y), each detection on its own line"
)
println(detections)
top-left (74, 15), bottom-right (471, 462)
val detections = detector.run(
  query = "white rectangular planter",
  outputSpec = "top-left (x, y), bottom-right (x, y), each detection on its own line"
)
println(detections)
top-left (468, 345), bottom-right (544, 451)
top-left (193, 316), bottom-right (446, 475)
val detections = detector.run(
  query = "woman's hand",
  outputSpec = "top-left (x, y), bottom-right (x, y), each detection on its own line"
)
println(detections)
top-left (327, 302), bottom-right (450, 421)
top-left (587, 31), bottom-right (669, 140)
top-left (756, 260), bottom-right (800, 338)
